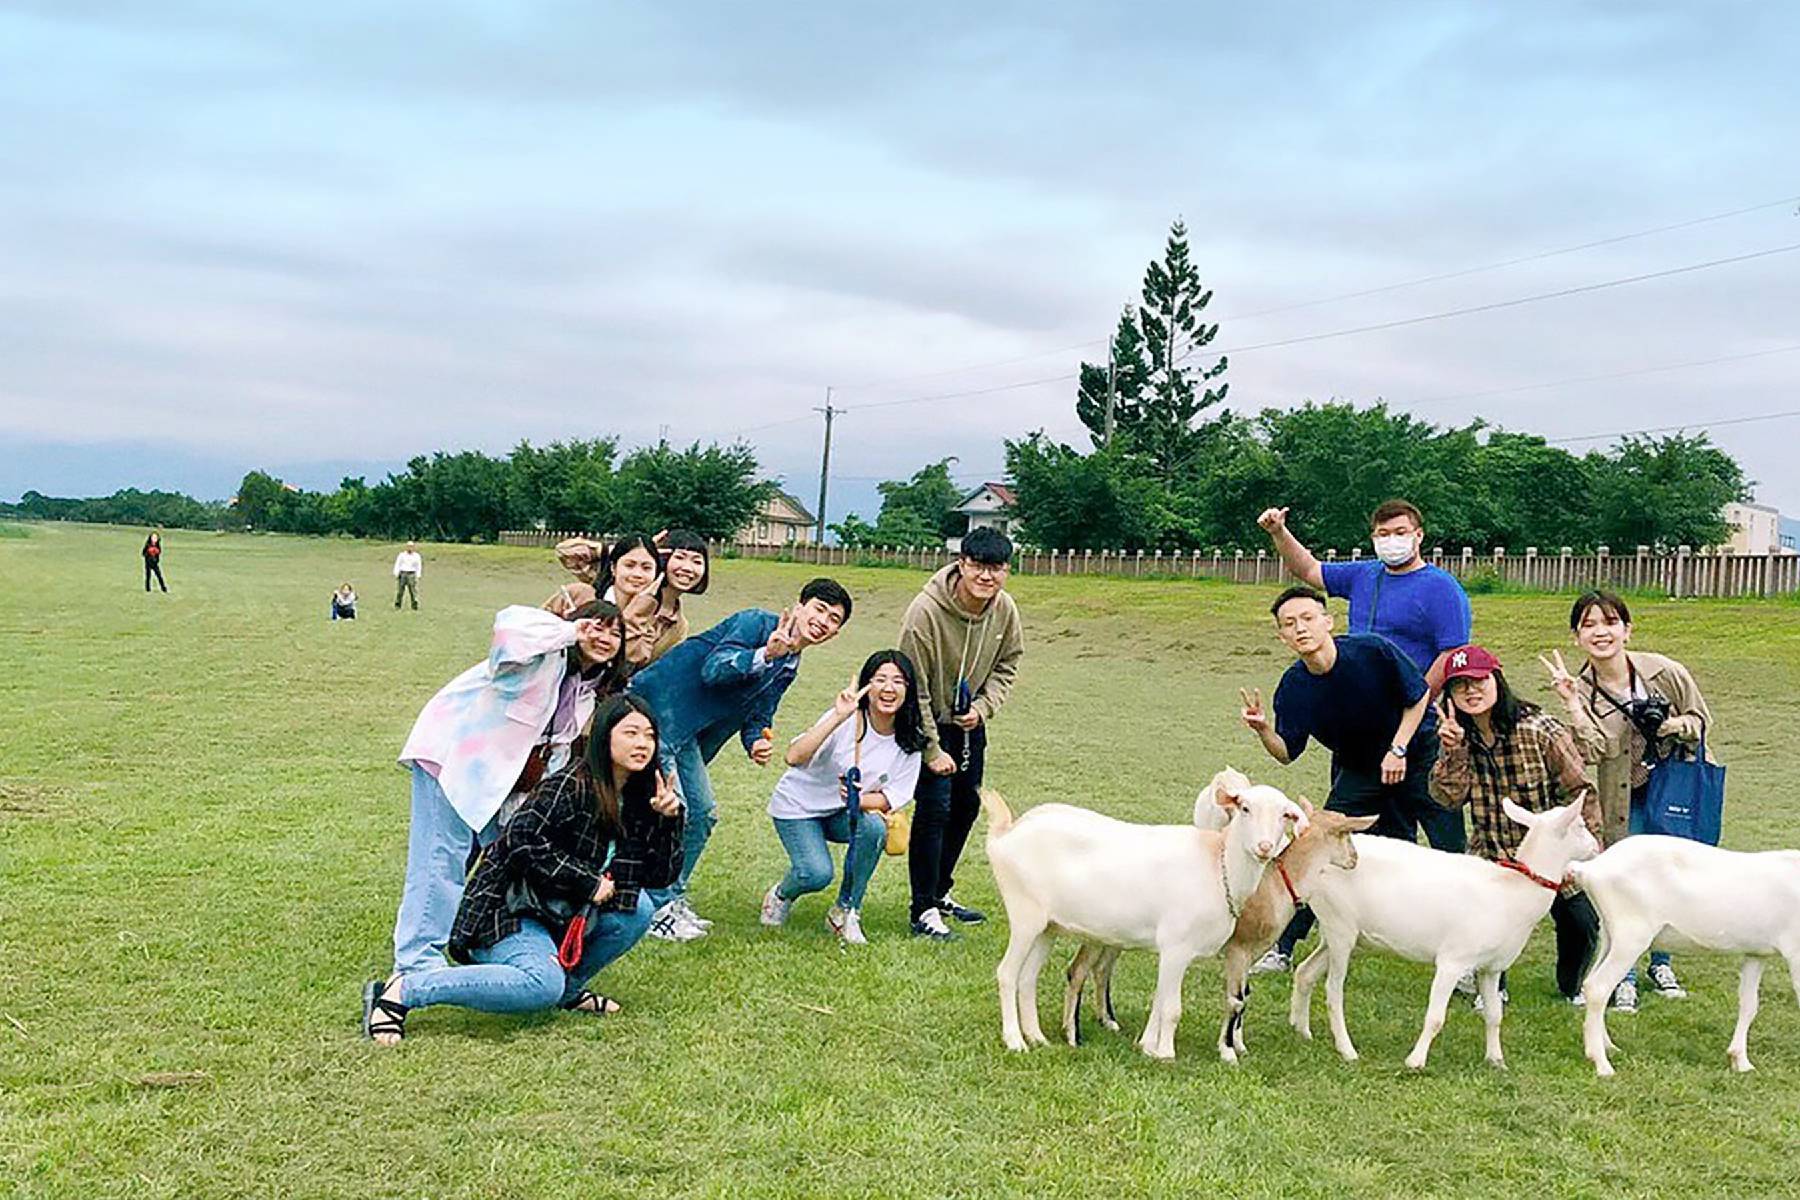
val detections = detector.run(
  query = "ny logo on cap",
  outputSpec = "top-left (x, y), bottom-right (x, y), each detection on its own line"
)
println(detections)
top-left (1452, 650), bottom-right (1469, 668)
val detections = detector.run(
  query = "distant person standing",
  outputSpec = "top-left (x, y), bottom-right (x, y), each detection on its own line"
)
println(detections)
top-left (1258, 499), bottom-right (1471, 852)
top-left (899, 526), bottom-right (1024, 941)
top-left (142, 532), bottom-right (168, 593)
top-left (393, 541), bottom-right (423, 610)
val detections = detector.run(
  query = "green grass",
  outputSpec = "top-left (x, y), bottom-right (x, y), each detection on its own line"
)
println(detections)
top-left (3, 523), bottom-right (1799, 1199)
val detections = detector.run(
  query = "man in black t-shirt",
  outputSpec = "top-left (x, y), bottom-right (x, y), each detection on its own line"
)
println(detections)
top-left (1239, 585), bottom-right (1435, 971)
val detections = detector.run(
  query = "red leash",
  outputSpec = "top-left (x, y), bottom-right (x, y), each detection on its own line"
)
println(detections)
top-left (1275, 860), bottom-right (1302, 905)
top-left (1494, 857), bottom-right (1562, 892)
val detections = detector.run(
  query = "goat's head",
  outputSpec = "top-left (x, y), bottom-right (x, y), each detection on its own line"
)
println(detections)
top-left (1304, 802), bottom-right (1379, 870)
top-left (1503, 794), bottom-right (1601, 864)
top-left (1193, 766), bottom-right (1254, 831)
top-left (1217, 779), bottom-right (1308, 862)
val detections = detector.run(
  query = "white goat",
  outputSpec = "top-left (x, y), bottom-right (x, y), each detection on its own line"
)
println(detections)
top-left (1570, 836), bottom-right (1800, 1076)
top-left (1288, 796), bottom-right (1599, 1069)
top-left (983, 776), bottom-right (1307, 1059)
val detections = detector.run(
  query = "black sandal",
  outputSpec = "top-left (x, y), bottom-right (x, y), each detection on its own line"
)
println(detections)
top-left (361, 977), bottom-right (408, 1042)
top-left (562, 990), bottom-right (621, 1016)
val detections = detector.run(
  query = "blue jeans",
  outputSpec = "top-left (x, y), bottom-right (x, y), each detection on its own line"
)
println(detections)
top-left (392, 766), bottom-right (499, 976)
top-left (1624, 795), bottom-right (1672, 978)
top-left (645, 739), bottom-right (716, 911)
top-left (773, 810), bottom-right (889, 910)
top-left (400, 895), bottom-right (653, 1013)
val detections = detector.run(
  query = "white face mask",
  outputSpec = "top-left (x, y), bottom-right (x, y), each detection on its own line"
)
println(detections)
top-left (1373, 533), bottom-right (1418, 567)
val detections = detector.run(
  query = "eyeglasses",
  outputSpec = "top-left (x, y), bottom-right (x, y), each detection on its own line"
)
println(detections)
top-left (965, 563), bottom-right (1009, 579)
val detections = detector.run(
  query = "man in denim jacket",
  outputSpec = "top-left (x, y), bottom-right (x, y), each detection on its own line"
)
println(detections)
top-left (630, 577), bottom-right (853, 940)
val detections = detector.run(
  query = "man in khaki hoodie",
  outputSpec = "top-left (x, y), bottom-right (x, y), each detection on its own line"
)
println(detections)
top-left (899, 526), bottom-right (1024, 940)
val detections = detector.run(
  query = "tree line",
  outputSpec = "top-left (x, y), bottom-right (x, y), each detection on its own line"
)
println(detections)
top-left (3, 440), bottom-right (776, 543)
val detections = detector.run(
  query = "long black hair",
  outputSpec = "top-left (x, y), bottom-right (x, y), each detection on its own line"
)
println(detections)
top-left (1449, 666), bottom-right (1539, 741)
top-left (598, 533), bottom-right (661, 598)
top-left (856, 649), bottom-right (928, 755)
top-left (661, 528), bottom-right (711, 595)
top-left (582, 693), bottom-right (661, 832)
top-left (567, 598), bottom-right (630, 694)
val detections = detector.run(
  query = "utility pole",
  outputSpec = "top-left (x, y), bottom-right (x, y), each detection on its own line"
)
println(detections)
top-left (813, 388), bottom-right (838, 545)
top-left (1103, 346), bottom-right (1117, 447)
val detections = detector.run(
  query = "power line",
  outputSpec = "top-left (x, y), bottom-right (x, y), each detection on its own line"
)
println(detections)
top-left (1395, 343), bottom-right (1800, 410)
top-left (828, 191), bottom-right (1800, 395)
top-left (833, 242), bottom-right (1800, 417)
top-left (1548, 409), bottom-right (1800, 445)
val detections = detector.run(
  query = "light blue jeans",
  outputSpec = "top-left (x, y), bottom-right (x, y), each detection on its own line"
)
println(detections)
top-left (392, 766), bottom-right (499, 976)
top-left (400, 894), bottom-right (654, 1013)
top-left (1624, 796), bottom-right (1672, 980)
top-left (645, 739), bottom-right (716, 911)
top-left (773, 809), bottom-right (889, 911)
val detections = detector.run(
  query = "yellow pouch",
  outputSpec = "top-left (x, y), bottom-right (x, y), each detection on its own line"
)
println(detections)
top-left (882, 807), bottom-right (911, 856)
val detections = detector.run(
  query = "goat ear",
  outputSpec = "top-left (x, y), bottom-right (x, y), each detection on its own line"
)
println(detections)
top-left (1295, 794), bottom-right (1317, 816)
top-left (1213, 767), bottom-right (1248, 804)
top-left (1286, 801), bottom-right (1310, 835)
top-left (1345, 814), bottom-right (1380, 832)
top-left (1501, 796), bottom-right (1536, 829)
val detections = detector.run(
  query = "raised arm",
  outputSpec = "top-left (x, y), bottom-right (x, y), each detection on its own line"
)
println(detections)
top-left (1257, 506), bottom-right (1325, 590)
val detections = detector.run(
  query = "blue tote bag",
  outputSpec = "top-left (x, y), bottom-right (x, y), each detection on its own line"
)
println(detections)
top-left (1641, 728), bottom-right (1725, 845)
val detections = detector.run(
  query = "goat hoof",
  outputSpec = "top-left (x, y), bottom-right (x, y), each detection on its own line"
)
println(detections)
top-left (1403, 1054), bottom-right (1427, 1071)
top-left (1100, 1018), bottom-right (1120, 1032)
top-left (1591, 1060), bottom-right (1615, 1078)
top-left (1003, 1036), bottom-right (1029, 1053)
top-left (1487, 1056), bottom-right (1507, 1070)
top-left (1026, 1031), bottom-right (1049, 1048)
top-left (1219, 1046), bottom-right (1238, 1066)
top-left (1730, 1054), bottom-right (1754, 1074)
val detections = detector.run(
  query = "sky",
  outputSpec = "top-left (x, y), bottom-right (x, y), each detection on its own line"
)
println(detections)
top-left (2, 1), bottom-right (1797, 530)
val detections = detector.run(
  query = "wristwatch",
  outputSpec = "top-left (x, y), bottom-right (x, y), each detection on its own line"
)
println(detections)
top-left (1389, 743), bottom-right (1408, 758)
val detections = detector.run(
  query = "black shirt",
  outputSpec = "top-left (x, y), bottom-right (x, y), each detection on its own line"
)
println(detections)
top-left (1274, 633), bottom-right (1431, 771)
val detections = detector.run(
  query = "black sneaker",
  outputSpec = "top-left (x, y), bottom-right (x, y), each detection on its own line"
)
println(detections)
top-left (910, 908), bottom-right (958, 941)
top-left (937, 893), bottom-right (986, 924)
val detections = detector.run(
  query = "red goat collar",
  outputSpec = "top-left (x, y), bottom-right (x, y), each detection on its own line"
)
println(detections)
top-left (1275, 860), bottom-right (1302, 905)
top-left (1495, 857), bottom-right (1562, 892)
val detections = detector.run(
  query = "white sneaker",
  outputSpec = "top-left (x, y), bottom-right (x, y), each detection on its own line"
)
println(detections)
top-left (1611, 978), bottom-right (1639, 1013)
top-left (1454, 968), bottom-right (1478, 997)
top-left (1647, 962), bottom-right (1688, 999)
top-left (1250, 948), bottom-right (1291, 975)
top-left (827, 905), bottom-right (867, 945)
top-left (650, 900), bottom-right (707, 942)
top-left (1568, 991), bottom-right (1586, 1007)
top-left (759, 884), bottom-right (792, 928)
top-left (673, 897), bottom-right (713, 931)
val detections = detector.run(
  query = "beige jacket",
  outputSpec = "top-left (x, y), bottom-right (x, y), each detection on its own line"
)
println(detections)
top-left (898, 564), bottom-right (1025, 761)
top-left (1561, 650), bottom-right (1714, 847)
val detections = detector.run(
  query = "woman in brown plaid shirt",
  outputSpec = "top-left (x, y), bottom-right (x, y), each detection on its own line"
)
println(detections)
top-left (1429, 644), bottom-right (1606, 1006)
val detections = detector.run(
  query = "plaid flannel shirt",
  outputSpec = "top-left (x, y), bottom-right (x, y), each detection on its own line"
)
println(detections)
top-left (1429, 710), bottom-right (1599, 862)
top-left (450, 766), bottom-right (684, 960)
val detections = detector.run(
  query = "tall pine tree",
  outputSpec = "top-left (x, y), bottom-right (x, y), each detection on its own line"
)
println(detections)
top-left (1075, 219), bottom-right (1228, 481)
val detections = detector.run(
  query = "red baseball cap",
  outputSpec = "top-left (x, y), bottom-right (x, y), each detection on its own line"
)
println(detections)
top-left (1441, 644), bottom-right (1501, 683)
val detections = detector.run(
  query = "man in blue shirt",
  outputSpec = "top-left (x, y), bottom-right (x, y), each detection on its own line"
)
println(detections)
top-left (630, 577), bottom-right (853, 942)
top-left (1241, 585), bottom-right (1435, 971)
top-left (1258, 498), bottom-right (1470, 853)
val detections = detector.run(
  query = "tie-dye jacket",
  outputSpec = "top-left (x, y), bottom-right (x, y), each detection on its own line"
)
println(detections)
top-left (398, 605), bottom-right (595, 830)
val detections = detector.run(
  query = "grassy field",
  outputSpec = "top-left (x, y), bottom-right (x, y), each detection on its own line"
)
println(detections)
top-left (3, 522), bottom-right (1799, 1199)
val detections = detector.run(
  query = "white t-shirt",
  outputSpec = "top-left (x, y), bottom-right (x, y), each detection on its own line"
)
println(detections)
top-left (767, 710), bottom-right (922, 820)
top-left (393, 551), bottom-right (422, 576)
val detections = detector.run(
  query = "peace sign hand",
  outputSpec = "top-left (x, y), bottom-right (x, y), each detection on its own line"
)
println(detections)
top-left (833, 675), bottom-right (872, 720)
top-left (650, 769), bottom-right (682, 817)
top-left (766, 607), bottom-right (801, 659)
top-left (1538, 649), bottom-right (1578, 702)
top-left (1436, 695), bottom-right (1465, 750)
top-left (623, 573), bottom-right (664, 619)
top-left (1239, 687), bottom-right (1269, 732)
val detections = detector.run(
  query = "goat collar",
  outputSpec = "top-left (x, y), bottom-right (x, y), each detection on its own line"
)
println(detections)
top-left (1275, 860), bottom-right (1302, 905)
top-left (1495, 857), bottom-right (1562, 892)
top-left (1219, 842), bottom-right (1244, 919)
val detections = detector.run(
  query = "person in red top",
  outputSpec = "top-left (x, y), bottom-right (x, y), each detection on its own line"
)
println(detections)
top-left (142, 532), bottom-right (168, 593)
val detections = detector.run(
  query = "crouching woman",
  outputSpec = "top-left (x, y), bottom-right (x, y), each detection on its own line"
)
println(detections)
top-left (1428, 644), bottom-right (1603, 1003)
top-left (760, 650), bottom-right (925, 944)
top-left (364, 695), bottom-right (683, 1043)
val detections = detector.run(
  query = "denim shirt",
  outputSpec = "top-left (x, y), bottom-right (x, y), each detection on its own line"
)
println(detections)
top-left (628, 609), bottom-right (799, 760)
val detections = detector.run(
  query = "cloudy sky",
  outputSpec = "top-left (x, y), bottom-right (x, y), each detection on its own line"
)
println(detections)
top-left (2, 1), bottom-right (1796, 527)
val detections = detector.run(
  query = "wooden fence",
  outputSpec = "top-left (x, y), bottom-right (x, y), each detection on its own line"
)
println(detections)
top-left (497, 531), bottom-right (1800, 599)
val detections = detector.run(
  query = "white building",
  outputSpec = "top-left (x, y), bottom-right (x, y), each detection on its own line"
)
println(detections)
top-left (739, 490), bottom-right (816, 546)
top-left (1721, 501), bottom-right (1786, 555)
top-left (947, 482), bottom-right (1022, 549)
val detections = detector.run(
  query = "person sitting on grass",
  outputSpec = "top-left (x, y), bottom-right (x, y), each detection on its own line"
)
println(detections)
top-left (389, 600), bottom-right (629, 978)
top-left (628, 578), bottom-right (854, 942)
top-left (761, 650), bottom-right (925, 945)
top-left (363, 695), bottom-right (685, 1045)
top-left (330, 583), bottom-right (358, 621)
top-left (1428, 644), bottom-right (1604, 1011)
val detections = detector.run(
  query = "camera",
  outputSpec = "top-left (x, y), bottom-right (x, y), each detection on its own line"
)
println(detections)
top-left (1624, 695), bottom-right (1673, 743)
